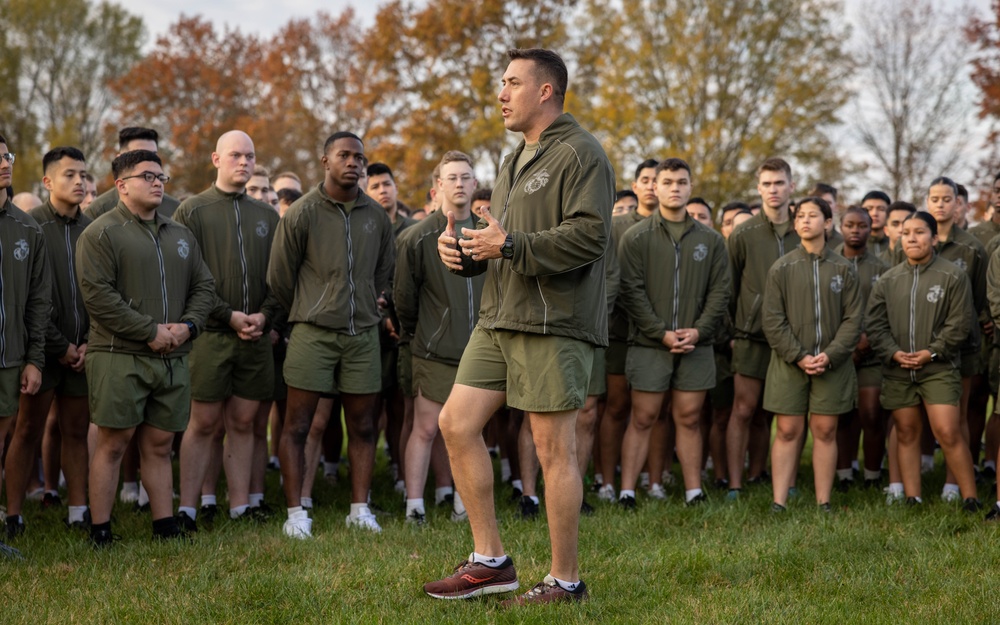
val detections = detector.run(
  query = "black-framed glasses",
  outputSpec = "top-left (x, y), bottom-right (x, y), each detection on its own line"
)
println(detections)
top-left (121, 172), bottom-right (169, 184)
top-left (0, 153), bottom-right (14, 165)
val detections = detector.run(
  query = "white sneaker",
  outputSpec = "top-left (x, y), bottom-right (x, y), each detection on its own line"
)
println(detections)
top-left (393, 480), bottom-right (406, 494)
top-left (118, 485), bottom-right (139, 504)
top-left (639, 472), bottom-right (650, 489)
top-left (941, 489), bottom-right (961, 503)
top-left (450, 508), bottom-right (468, 523)
top-left (346, 507), bottom-right (382, 533)
top-left (283, 511), bottom-right (313, 539)
top-left (647, 483), bottom-right (667, 500)
top-left (885, 489), bottom-right (904, 505)
top-left (661, 471), bottom-right (677, 486)
top-left (597, 483), bottom-right (616, 502)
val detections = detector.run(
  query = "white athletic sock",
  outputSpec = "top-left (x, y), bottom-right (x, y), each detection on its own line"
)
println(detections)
top-left (921, 455), bottom-right (935, 471)
top-left (501, 459), bottom-right (512, 482)
top-left (887, 482), bottom-right (904, 496)
top-left (269, 455), bottom-right (280, 466)
top-left (527, 495), bottom-right (539, 504)
top-left (178, 506), bottom-right (197, 521)
top-left (67, 506), bottom-right (87, 524)
top-left (350, 503), bottom-right (371, 518)
top-left (864, 469), bottom-right (881, 481)
top-left (201, 495), bottom-right (217, 507)
top-left (287, 508), bottom-right (308, 522)
top-left (836, 469), bottom-right (853, 480)
top-left (121, 482), bottom-right (138, 497)
top-left (472, 552), bottom-right (505, 568)
top-left (230, 505), bottom-right (249, 519)
top-left (248, 493), bottom-right (264, 507)
top-left (551, 576), bottom-right (580, 592)
top-left (639, 472), bottom-right (650, 485)
top-left (300, 497), bottom-right (313, 509)
top-left (594, 472), bottom-right (604, 486)
top-left (323, 461), bottom-right (337, 477)
top-left (453, 491), bottom-right (466, 515)
top-left (137, 483), bottom-right (149, 507)
top-left (912, 496), bottom-right (923, 503)
top-left (434, 486), bottom-right (453, 505)
top-left (986, 461), bottom-right (997, 471)
top-left (511, 479), bottom-right (523, 492)
top-left (406, 498), bottom-right (425, 515)
top-left (685, 488), bottom-right (703, 503)
top-left (851, 460), bottom-right (859, 471)
top-left (619, 489), bottom-right (636, 499)
top-left (942, 483), bottom-right (960, 497)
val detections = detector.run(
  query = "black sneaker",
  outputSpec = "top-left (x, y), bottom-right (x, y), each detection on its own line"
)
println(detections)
top-left (905, 497), bottom-right (921, 506)
top-left (176, 511), bottom-right (198, 533)
top-left (618, 495), bottom-right (637, 510)
top-left (985, 504), bottom-right (1000, 522)
top-left (863, 478), bottom-right (882, 490)
top-left (836, 478), bottom-right (854, 493)
top-left (42, 492), bottom-right (62, 509)
top-left (152, 517), bottom-right (187, 541)
top-left (5, 516), bottom-right (25, 540)
top-left (199, 504), bottom-right (218, 524)
top-left (406, 509), bottom-right (426, 525)
top-left (508, 487), bottom-right (523, 503)
top-left (249, 502), bottom-right (275, 521)
top-left (65, 509), bottom-right (92, 531)
top-left (91, 527), bottom-right (121, 549)
top-left (439, 493), bottom-right (455, 507)
top-left (713, 478), bottom-right (729, 490)
top-left (519, 496), bottom-right (539, 520)
top-left (770, 502), bottom-right (787, 513)
top-left (685, 493), bottom-right (707, 507)
top-left (747, 471), bottom-right (771, 486)
top-left (963, 498), bottom-right (983, 513)
top-left (580, 500), bottom-right (595, 516)
top-left (818, 502), bottom-right (833, 513)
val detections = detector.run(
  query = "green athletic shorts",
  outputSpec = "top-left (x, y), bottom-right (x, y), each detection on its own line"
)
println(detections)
top-left (762, 352), bottom-right (857, 416)
top-left (856, 362), bottom-right (882, 389)
top-left (960, 347), bottom-right (981, 378)
top-left (283, 323), bottom-right (380, 395)
top-left (455, 326), bottom-right (594, 412)
top-left (0, 366), bottom-right (21, 416)
top-left (880, 369), bottom-right (962, 411)
top-left (39, 356), bottom-right (88, 397)
top-left (605, 339), bottom-right (628, 376)
top-left (189, 331), bottom-right (274, 402)
top-left (86, 352), bottom-right (191, 432)
top-left (626, 344), bottom-right (715, 393)
top-left (588, 347), bottom-right (607, 397)
top-left (398, 342), bottom-right (414, 398)
top-left (732, 338), bottom-right (771, 380)
top-left (412, 355), bottom-right (458, 404)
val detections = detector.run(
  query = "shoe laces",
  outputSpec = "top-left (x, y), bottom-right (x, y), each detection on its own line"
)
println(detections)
top-left (525, 578), bottom-right (559, 598)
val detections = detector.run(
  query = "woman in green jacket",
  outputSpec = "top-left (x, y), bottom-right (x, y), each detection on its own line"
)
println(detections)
top-left (865, 211), bottom-right (980, 509)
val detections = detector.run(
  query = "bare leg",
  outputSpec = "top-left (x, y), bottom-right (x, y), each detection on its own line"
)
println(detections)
top-left (672, 390), bottom-right (707, 491)
top-left (57, 395), bottom-right (90, 508)
top-left (810, 414), bottom-right (839, 504)
top-left (89, 426), bottom-right (137, 525)
top-left (893, 406), bottom-right (924, 498)
top-left (341, 392), bottom-right (379, 504)
top-left (771, 415), bottom-right (804, 507)
top-left (727, 374), bottom-right (763, 489)
top-left (598, 373), bottom-right (630, 489)
top-left (5, 389), bottom-right (55, 517)
top-left (530, 410), bottom-right (583, 582)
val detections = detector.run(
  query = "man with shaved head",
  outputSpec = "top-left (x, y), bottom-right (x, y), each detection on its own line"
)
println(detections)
top-left (85, 127), bottom-right (181, 219)
top-left (172, 130), bottom-right (282, 531)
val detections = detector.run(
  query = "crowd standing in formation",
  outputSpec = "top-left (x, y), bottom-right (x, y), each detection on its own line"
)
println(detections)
top-left (1, 47), bottom-right (999, 605)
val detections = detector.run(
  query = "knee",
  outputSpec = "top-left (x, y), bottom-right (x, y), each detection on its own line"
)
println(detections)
top-left (935, 426), bottom-right (962, 449)
top-left (895, 423), bottom-right (920, 446)
top-left (774, 423), bottom-right (802, 444)
top-left (811, 424), bottom-right (837, 444)
top-left (346, 415), bottom-right (377, 444)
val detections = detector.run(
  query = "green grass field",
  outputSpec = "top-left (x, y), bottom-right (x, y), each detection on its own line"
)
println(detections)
top-left (2, 449), bottom-right (1000, 625)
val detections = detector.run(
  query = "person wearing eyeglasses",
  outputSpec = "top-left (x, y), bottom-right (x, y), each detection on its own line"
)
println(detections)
top-left (0, 135), bottom-right (52, 559)
top-left (77, 149), bottom-right (216, 546)
top-left (172, 131), bottom-right (282, 532)
top-left (85, 127), bottom-right (182, 220)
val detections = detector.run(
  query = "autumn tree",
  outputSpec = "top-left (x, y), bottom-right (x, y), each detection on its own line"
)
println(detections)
top-left (570, 0), bottom-right (853, 207)
top-left (853, 0), bottom-right (975, 202)
top-left (967, 1), bottom-right (1000, 211)
top-left (0, 0), bottom-right (143, 192)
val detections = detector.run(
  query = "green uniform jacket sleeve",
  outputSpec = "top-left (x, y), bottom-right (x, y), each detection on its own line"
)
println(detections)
top-left (972, 244), bottom-right (989, 326)
top-left (267, 211), bottom-right (306, 314)
top-left (727, 233), bottom-right (745, 317)
top-left (604, 232), bottom-right (620, 316)
top-left (762, 263), bottom-right (807, 365)
top-left (509, 158), bottom-right (611, 277)
top-left (864, 274), bottom-right (901, 366)
top-left (375, 213), bottom-right (396, 299)
top-left (694, 235), bottom-right (731, 344)
top-left (77, 228), bottom-right (158, 344)
top-left (617, 230), bottom-right (667, 344)
top-left (988, 247), bottom-right (1000, 322)
top-left (179, 240), bottom-right (218, 334)
top-left (824, 267), bottom-right (862, 369)
top-left (45, 306), bottom-right (70, 358)
top-left (928, 273), bottom-right (972, 361)
top-left (259, 292), bottom-right (283, 332)
top-left (26, 234), bottom-right (51, 368)
top-left (394, 232), bottom-right (420, 339)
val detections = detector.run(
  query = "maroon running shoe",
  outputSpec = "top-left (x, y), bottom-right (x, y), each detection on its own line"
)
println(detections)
top-left (423, 554), bottom-right (519, 599)
top-left (500, 575), bottom-right (589, 607)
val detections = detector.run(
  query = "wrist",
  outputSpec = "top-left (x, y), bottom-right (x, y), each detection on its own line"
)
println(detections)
top-left (184, 320), bottom-right (197, 340)
top-left (500, 233), bottom-right (514, 259)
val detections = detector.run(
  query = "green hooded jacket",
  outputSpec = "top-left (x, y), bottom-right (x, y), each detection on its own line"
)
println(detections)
top-left (0, 197), bottom-right (50, 369)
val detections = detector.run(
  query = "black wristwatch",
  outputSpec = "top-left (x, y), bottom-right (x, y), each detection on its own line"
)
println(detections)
top-left (500, 234), bottom-right (514, 260)
top-left (184, 320), bottom-right (197, 340)
top-left (929, 352), bottom-right (938, 362)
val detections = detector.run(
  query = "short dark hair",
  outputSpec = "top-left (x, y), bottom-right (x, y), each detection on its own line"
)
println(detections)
top-left (887, 200), bottom-right (917, 217)
top-left (809, 183), bottom-right (837, 200)
top-left (615, 189), bottom-right (638, 203)
top-left (473, 188), bottom-right (492, 202)
top-left (367, 162), bottom-right (394, 179)
top-left (861, 190), bottom-right (891, 205)
top-left (507, 48), bottom-right (568, 104)
top-left (0, 133), bottom-right (7, 146)
top-left (957, 184), bottom-right (969, 201)
top-left (43, 146), bottom-right (86, 173)
top-left (757, 157), bottom-right (792, 179)
top-left (904, 211), bottom-right (937, 237)
top-left (719, 201), bottom-right (750, 223)
top-left (796, 196), bottom-right (832, 220)
top-left (276, 188), bottom-right (302, 205)
top-left (655, 158), bottom-right (691, 178)
top-left (634, 159), bottom-right (659, 181)
top-left (118, 127), bottom-right (159, 150)
top-left (687, 197), bottom-right (711, 211)
top-left (841, 205), bottom-right (872, 226)
top-left (929, 176), bottom-right (958, 195)
top-left (323, 131), bottom-right (363, 154)
top-left (112, 150), bottom-right (162, 180)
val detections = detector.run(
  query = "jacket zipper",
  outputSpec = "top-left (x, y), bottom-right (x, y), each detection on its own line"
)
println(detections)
top-left (671, 231), bottom-right (681, 331)
top-left (233, 199), bottom-right (250, 312)
top-left (143, 223), bottom-right (170, 362)
top-left (466, 278), bottom-right (474, 336)
top-left (340, 208), bottom-right (357, 335)
top-left (0, 236), bottom-right (6, 367)
top-left (65, 224), bottom-right (81, 344)
top-left (909, 265), bottom-right (918, 382)
top-left (812, 257), bottom-right (822, 356)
